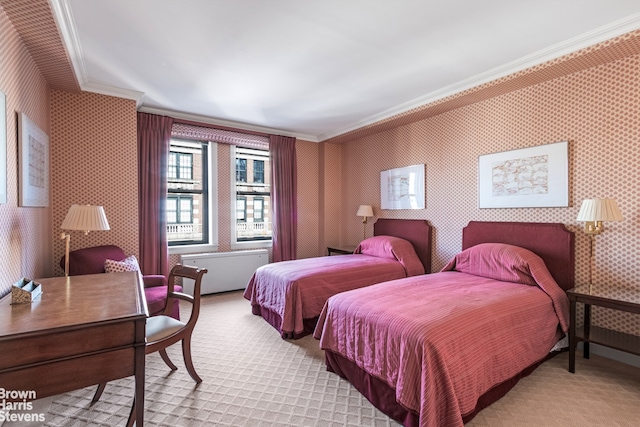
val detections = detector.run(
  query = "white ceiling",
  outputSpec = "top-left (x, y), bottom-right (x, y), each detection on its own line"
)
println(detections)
top-left (52, 0), bottom-right (640, 141)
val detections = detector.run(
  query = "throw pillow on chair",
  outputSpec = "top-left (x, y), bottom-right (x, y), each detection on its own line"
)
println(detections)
top-left (104, 255), bottom-right (141, 273)
top-left (103, 254), bottom-right (182, 319)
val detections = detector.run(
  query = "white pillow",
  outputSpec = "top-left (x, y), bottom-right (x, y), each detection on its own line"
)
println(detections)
top-left (104, 255), bottom-right (140, 273)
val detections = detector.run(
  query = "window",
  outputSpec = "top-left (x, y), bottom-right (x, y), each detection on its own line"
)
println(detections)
top-left (169, 152), bottom-right (193, 180)
top-left (253, 160), bottom-right (264, 183)
top-left (167, 195), bottom-right (193, 224)
top-left (167, 139), bottom-right (209, 246)
top-left (236, 197), bottom-right (247, 222)
top-left (233, 147), bottom-right (271, 243)
top-left (236, 158), bottom-right (247, 182)
top-left (253, 198), bottom-right (264, 221)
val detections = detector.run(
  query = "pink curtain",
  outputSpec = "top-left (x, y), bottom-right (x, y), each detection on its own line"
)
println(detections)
top-left (138, 112), bottom-right (174, 277)
top-left (270, 135), bottom-right (297, 262)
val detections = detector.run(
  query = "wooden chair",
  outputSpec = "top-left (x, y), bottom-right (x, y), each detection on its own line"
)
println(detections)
top-left (91, 264), bottom-right (208, 426)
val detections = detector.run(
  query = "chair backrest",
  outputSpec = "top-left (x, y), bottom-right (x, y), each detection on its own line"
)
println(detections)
top-left (61, 245), bottom-right (127, 276)
top-left (164, 264), bottom-right (208, 329)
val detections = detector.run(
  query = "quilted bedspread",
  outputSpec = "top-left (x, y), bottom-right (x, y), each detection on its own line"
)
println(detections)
top-left (314, 270), bottom-right (568, 427)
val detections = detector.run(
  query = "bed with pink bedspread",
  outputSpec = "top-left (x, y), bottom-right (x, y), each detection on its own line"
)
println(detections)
top-left (313, 221), bottom-right (575, 427)
top-left (244, 219), bottom-right (432, 339)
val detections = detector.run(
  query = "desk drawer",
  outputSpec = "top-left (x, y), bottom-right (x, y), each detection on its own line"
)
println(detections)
top-left (0, 322), bottom-right (137, 370)
top-left (0, 347), bottom-right (135, 400)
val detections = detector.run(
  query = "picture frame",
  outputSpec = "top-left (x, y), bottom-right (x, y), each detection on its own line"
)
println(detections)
top-left (0, 90), bottom-right (6, 204)
top-left (18, 112), bottom-right (49, 207)
top-left (380, 164), bottom-right (425, 210)
top-left (478, 141), bottom-right (568, 208)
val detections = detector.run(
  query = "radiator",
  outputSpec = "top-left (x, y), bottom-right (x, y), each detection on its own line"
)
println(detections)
top-left (180, 249), bottom-right (269, 295)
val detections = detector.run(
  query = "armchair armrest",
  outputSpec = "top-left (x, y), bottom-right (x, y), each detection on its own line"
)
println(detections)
top-left (142, 275), bottom-right (167, 288)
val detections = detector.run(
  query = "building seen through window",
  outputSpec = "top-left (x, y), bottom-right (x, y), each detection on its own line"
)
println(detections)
top-left (166, 141), bottom-right (269, 246)
top-left (235, 147), bottom-right (271, 241)
top-left (167, 139), bottom-right (208, 245)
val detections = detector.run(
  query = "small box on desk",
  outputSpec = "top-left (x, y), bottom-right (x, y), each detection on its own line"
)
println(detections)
top-left (12, 278), bottom-right (43, 304)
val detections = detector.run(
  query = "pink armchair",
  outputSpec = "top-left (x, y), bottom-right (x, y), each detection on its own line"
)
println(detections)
top-left (60, 245), bottom-right (180, 319)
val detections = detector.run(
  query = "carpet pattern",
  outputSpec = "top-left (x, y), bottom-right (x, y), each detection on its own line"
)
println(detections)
top-left (39, 291), bottom-right (640, 426)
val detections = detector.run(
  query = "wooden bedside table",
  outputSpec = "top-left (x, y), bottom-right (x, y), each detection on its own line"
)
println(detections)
top-left (567, 285), bottom-right (640, 373)
top-left (327, 246), bottom-right (357, 256)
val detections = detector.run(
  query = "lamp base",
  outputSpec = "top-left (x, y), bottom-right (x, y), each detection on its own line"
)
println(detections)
top-left (60, 232), bottom-right (70, 276)
top-left (583, 221), bottom-right (603, 235)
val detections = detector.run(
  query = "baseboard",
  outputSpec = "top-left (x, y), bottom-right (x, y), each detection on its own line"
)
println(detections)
top-left (577, 342), bottom-right (640, 368)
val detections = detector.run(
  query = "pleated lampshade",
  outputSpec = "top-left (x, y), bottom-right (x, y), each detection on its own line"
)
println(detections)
top-left (61, 204), bottom-right (110, 234)
top-left (576, 198), bottom-right (623, 222)
top-left (356, 205), bottom-right (374, 218)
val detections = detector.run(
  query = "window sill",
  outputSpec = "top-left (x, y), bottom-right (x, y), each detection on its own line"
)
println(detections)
top-left (169, 243), bottom-right (219, 255)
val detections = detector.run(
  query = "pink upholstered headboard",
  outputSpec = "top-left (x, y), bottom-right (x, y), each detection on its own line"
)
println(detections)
top-left (462, 221), bottom-right (575, 290)
top-left (374, 219), bottom-right (433, 273)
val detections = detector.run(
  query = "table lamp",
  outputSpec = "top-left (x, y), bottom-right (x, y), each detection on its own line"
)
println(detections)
top-left (576, 198), bottom-right (623, 292)
top-left (356, 205), bottom-right (374, 240)
top-left (60, 204), bottom-right (110, 276)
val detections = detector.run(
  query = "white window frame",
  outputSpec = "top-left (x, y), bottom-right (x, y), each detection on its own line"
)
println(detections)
top-left (169, 142), bottom-right (218, 255)
top-left (230, 145), bottom-right (272, 250)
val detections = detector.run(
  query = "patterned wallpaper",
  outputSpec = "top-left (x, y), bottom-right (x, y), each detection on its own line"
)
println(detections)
top-left (321, 142), bottom-right (344, 253)
top-left (216, 143), bottom-right (232, 252)
top-left (2, 1), bottom-right (639, 339)
top-left (50, 90), bottom-right (138, 275)
top-left (325, 30), bottom-right (640, 145)
top-left (1, 0), bottom-right (80, 93)
top-left (330, 45), bottom-right (640, 335)
top-left (296, 140), bottom-right (321, 259)
top-left (0, 4), bottom-right (51, 296)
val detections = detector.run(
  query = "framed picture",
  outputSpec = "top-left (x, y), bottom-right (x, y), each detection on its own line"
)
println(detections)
top-left (478, 141), bottom-right (568, 208)
top-left (380, 164), bottom-right (425, 210)
top-left (0, 90), bottom-right (6, 204)
top-left (18, 112), bottom-right (49, 207)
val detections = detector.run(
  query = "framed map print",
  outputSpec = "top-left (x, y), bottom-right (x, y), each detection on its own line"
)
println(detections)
top-left (478, 141), bottom-right (568, 208)
top-left (18, 112), bottom-right (49, 207)
top-left (380, 164), bottom-right (425, 210)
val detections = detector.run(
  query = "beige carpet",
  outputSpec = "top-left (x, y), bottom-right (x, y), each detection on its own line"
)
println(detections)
top-left (35, 291), bottom-right (640, 426)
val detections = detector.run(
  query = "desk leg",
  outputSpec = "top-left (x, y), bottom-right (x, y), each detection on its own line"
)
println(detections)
top-left (569, 299), bottom-right (576, 373)
top-left (134, 321), bottom-right (146, 426)
top-left (584, 304), bottom-right (591, 359)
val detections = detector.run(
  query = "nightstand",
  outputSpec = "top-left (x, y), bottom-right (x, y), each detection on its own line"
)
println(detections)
top-left (327, 246), bottom-right (357, 256)
top-left (567, 285), bottom-right (640, 373)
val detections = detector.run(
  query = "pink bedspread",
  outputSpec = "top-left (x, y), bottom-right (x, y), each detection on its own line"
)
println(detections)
top-left (314, 271), bottom-right (568, 427)
top-left (244, 254), bottom-right (412, 337)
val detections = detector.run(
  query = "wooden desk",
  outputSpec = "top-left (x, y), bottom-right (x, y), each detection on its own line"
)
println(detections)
top-left (0, 272), bottom-right (148, 425)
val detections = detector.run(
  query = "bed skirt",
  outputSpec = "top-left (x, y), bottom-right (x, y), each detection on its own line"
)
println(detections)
top-left (324, 349), bottom-right (558, 426)
top-left (251, 304), bottom-right (319, 339)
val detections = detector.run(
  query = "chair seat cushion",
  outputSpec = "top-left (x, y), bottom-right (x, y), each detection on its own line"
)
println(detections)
top-left (146, 315), bottom-right (186, 342)
top-left (146, 285), bottom-right (182, 317)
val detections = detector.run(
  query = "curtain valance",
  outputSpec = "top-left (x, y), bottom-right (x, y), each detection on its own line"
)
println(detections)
top-left (171, 123), bottom-right (269, 150)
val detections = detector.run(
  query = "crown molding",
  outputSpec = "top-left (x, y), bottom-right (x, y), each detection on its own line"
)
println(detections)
top-left (50, 0), bottom-right (88, 86)
top-left (138, 106), bottom-right (318, 142)
top-left (318, 12), bottom-right (640, 142)
top-left (51, 1), bottom-right (640, 143)
top-left (82, 82), bottom-right (144, 103)
top-left (50, 0), bottom-right (144, 103)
